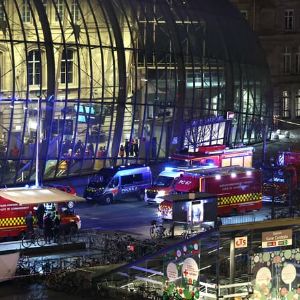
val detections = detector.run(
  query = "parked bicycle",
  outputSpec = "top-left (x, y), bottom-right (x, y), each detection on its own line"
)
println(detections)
top-left (181, 225), bottom-right (199, 239)
top-left (149, 220), bottom-right (171, 239)
top-left (56, 224), bottom-right (79, 244)
top-left (21, 230), bottom-right (46, 248)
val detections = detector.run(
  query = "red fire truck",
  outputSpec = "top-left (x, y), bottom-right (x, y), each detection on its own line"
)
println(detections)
top-left (159, 166), bottom-right (262, 219)
top-left (171, 145), bottom-right (254, 168)
top-left (0, 186), bottom-right (84, 239)
top-left (146, 146), bottom-right (253, 205)
top-left (263, 151), bottom-right (300, 201)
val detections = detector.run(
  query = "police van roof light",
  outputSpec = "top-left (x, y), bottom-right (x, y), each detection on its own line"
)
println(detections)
top-left (165, 167), bottom-right (174, 172)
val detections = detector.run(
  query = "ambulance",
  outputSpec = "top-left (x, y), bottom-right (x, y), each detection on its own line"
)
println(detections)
top-left (0, 186), bottom-right (84, 239)
top-left (159, 166), bottom-right (262, 219)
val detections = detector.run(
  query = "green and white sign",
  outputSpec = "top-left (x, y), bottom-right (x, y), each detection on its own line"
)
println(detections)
top-left (163, 239), bottom-right (201, 300)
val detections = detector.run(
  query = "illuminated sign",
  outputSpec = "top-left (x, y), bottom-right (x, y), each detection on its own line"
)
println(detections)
top-left (262, 229), bottom-right (292, 248)
top-left (235, 236), bottom-right (248, 249)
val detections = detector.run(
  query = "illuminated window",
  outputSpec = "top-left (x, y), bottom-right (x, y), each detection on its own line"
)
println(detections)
top-left (55, 0), bottom-right (64, 21)
top-left (61, 48), bottom-right (73, 84)
top-left (22, 0), bottom-right (31, 22)
top-left (28, 50), bottom-right (41, 85)
top-left (0, 3), bottom-right (5, 22)
top-left (72, 0), bottom-right (79, 23)
top-left (296, 90), bottom-right (300, 117)
top-left (240, 10), bottom-right (248, 20)
top-left (283, 47), bottom-right (291, 73)
top-left (284, 9), bottom-right (294, 31)
top-left (282, 90), bottom-right (290, 118)
top-left (296, 49), bottom-right (300, 73)
top-left (42, 0), bottom-right (47, 12)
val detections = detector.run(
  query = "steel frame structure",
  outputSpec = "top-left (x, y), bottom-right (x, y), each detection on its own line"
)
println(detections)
top-left (0, 0), bottom-right (272, 185)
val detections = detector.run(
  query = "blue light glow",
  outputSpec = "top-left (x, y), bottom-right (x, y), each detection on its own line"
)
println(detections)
top-left (165, 167), bottom-right (174, 172)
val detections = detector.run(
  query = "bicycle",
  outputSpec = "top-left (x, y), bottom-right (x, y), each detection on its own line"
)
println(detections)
top-left (56, 224), bottom-right (79, 244)
top-left (21, 230), bottom-right (46, 248)
top-left (149, 220), bottom-right (170, 239)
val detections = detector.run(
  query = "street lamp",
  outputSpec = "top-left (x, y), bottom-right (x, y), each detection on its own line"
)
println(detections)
top-left (35, 96), bottom-right (41, 188)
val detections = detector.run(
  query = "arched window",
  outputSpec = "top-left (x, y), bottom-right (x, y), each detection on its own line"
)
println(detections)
top-left (72, 0), bottom-right (79, 23)
top-left (0, 2), bottom-right (5, 22)
top-left (22, 0), bottom-right (31, 22)
top-left (28, 50), bottom-right (41, 85)
top-left (61, 48), bottom-right (74, 84)
top-left (55, 0), bottom-right (64, 22)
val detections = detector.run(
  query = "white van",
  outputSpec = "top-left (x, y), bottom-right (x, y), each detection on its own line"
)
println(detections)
top-left (145, 168), bottom-right (184, 205)
top-left (84, 164), bottom-right (152, 204)
top-left (145, 165), bottom-right (217, 205)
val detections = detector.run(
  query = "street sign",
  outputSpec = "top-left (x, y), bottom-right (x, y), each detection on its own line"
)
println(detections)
top-left (235, 236), bottom-right (248, 248)
top-left (262, 229), bottom-right (292, 248)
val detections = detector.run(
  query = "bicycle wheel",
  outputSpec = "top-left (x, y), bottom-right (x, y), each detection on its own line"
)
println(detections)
top-left (69, 225), bottom-right (79, 243)
top-left (36, 235), bottom-right (46, 247)
top-left (21, 235), bottom-right (32, 248)
top-left (150, 226), bottom-right (156, 239)
top-left (157, 228), bottom-right (165, 240)
top-left (181, 231), bottom-right (189, 239)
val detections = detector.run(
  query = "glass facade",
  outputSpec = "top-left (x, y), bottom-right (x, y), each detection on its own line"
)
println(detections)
top-left (0, 0), bottom-right (272, 185)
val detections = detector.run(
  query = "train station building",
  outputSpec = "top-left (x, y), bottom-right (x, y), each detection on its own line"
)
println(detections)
top-left (0, 0), bottom-right (271, 185)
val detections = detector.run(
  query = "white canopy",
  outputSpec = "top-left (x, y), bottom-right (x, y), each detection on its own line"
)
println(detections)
top-left (0, 186), bottom-right (85, 205)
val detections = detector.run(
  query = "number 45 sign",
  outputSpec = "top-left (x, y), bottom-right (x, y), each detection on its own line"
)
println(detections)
top-left (235, 236), bottom-right (248, 249)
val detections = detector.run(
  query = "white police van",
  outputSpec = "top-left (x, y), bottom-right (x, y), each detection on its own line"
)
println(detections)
top-left (84, 164), bottom-right (152, 204)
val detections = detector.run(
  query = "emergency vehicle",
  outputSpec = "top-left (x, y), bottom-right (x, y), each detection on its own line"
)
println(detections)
top-left (263, 151), bottom-right (300, 201)
top-left (159, 166), bottom-right (262, 219)
top-left (84, 164), bottom-right (152, 204)
top-left (145, 166), bottom-right (215, 205)
top-left (171, 145), bottom-right (253, 168)
top-left (0, 186), bottom-right (84, 239)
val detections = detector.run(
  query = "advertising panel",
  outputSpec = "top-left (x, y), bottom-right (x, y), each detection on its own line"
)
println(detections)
top-left (262, 229), bottom-right (292, 248)
top-left (163, 239), bottom-right (201, 299)
top-left (250, 248), bottom-right (300, 300)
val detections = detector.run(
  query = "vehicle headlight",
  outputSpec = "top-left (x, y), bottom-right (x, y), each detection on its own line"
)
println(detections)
top-left (157, 190), bottom-right (166, 197)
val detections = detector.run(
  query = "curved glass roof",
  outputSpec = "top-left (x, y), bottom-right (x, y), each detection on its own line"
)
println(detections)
top-left (0, 0), bottom-right (272, 185)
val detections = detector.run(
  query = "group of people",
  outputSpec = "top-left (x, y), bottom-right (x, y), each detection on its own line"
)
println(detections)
top-left (62, 139), bottom-right (95, 159)
top-left (25, 204), bottom-right (61, 244)
top-left (119, 138), bottom-right (139, 159)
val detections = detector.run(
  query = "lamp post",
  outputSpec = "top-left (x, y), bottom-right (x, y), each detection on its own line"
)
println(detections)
top-left (35, 96), bottom-right (41, 188)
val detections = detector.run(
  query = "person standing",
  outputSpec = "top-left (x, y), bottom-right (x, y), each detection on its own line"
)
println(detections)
top-left (133, 138), bottom-right (139, 157)
top-left (25, 211), bottom-right (34, 235)
top-left (125, 139), bottom-right (130, 157)
top-left (52, 211), bottom-right (61, 243)
top-left (36, 204), bottom-right (45, 229)
top-left (43, 213), bottom-right (53, 244)
top-left (130, 139), bottom-right (134, 156)
top-left (119, 144), bottom-right (125, 163)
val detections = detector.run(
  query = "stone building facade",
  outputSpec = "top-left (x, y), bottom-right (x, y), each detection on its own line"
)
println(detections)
top-left (0, 0), bottom-right (271, 185)
top-left (230, 0), bottom-right (300, 124)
